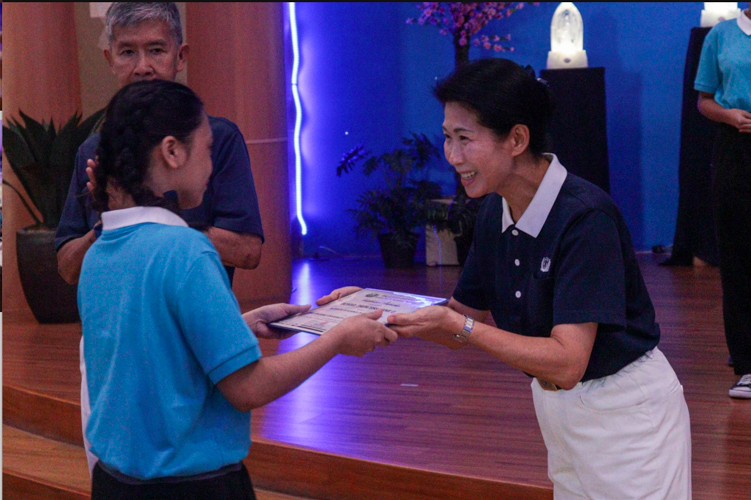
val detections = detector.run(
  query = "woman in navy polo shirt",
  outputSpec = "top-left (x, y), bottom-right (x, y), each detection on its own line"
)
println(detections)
top-left (386, 59), bottom-right (692, 498)
top-left (695, 7), bottom-right (751, 399)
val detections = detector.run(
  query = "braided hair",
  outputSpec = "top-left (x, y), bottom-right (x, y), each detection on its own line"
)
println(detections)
top-left (93, 79), bottom-right (204, 213)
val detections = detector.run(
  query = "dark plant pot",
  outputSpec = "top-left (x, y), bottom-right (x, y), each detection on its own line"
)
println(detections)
top-left (377, 233), bottom-right (417, 269)
top-left (16, 226), bottom-right (80, 323)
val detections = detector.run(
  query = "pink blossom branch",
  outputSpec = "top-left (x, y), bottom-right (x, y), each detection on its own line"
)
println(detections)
top-left (407, 2), bottom-right (537, 54)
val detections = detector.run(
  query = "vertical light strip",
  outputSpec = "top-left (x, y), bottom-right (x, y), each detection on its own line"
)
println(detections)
top-left (289, 2), bottom-right (308, 235)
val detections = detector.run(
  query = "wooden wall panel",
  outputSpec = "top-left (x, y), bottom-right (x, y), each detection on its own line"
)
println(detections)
top-left (2, 3), bottom-right (82, 316)
top-left (185, 3), bottom-right (292, 308)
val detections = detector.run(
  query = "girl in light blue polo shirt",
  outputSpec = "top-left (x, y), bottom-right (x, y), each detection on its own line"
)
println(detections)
top-left (695, 8), bottom-right (751, 399)
top-left (78, 80), bottom-right (397, 499)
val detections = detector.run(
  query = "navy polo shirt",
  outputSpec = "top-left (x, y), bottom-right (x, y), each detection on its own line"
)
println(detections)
top-left (55, 115), bottom-right (264, 283)
top-left (453, 155), bottom-right (659, 381)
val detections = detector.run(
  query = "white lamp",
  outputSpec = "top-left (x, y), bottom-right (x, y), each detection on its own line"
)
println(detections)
top-left (701, 2), bottom-right (741, 27)
top-left (547, 3), bottom-right (588, 70)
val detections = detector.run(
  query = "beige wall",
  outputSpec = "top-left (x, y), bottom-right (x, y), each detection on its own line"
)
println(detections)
top-left (3, 2), bottom-right (291, 317)
top-left (187, 2), bottom-right (292, 309)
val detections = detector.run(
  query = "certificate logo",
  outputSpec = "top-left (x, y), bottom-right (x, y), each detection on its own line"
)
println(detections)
top-left (540, 257), bottom-right (551, 273)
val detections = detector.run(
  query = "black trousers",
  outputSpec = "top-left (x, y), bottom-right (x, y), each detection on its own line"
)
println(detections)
top-left (712, 124), bottom-right (751, 376)
top-left (91, 462), bottom-right (257, 500)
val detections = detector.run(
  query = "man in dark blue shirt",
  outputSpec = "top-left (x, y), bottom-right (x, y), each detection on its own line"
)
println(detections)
top-left (56, 2), bottom-right (264, 285)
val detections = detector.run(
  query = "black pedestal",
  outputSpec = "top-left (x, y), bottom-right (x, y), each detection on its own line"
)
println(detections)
top-left (540, 67), bottom-right (610, 194)
top-left (664, 27), bottom-right (719, 266)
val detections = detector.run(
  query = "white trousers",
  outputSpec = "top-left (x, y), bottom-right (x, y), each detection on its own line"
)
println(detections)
top-left (532, 347), bottom-right (692, 500)
top-left (80, 336), bottom-right (98, 477)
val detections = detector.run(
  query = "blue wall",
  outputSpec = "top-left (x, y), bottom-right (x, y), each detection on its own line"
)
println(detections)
top-left (290, 2), bottom-right (748, 256)
top-left (292, 3), bottom-right (405, 256)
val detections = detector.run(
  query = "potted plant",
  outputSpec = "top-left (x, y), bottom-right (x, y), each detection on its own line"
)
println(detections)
top-left (426, 191), bottom-right (484, 266)
top-left (336, 133), bottom-right (444, 268)
top-left (2, 109), bottom-right (104, 323)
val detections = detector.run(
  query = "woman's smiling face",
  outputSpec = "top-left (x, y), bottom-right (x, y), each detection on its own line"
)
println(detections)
top-left (442, 102), bottom-right (516, 198)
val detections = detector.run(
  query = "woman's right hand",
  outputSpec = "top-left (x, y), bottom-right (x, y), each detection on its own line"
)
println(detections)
top-left (728, 108), bottom-right (751, 133)
top-left (698, 93), bottom-right (751, 132)
top-left (327, 309), bottom-right (397, 356)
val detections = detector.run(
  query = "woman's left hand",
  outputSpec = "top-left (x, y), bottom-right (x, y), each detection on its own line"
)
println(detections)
top-left (243, 303), bottom-right (312, 339)
top-left (387, 306), bottom-right (467, 350)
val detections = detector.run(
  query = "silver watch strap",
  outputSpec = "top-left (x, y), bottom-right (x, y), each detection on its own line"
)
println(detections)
top-left (453, 315), bottom-right (474, 343)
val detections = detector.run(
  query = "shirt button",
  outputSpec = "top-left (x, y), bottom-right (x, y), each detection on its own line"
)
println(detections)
top-left (515, 291), bottom-right (521, 298)
top-left (514, 259), bottom-right (520, 266)
top-left (512, 229), bottom-right (519, 236)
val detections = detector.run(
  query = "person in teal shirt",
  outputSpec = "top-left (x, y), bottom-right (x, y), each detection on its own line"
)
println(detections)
top-left (79, 79), bottom-right (398, 499)
top-left (695, 7), bottom-right (751, 399)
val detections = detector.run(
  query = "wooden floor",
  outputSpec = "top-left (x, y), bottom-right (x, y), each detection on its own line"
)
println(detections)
top-left (4, 254), bottom-right (751, 499)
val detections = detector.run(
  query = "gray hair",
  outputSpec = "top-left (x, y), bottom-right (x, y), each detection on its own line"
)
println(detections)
top-left (106, 3), bottom-right (183, 48)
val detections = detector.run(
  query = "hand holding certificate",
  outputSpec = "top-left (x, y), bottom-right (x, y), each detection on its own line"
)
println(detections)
top-left (270, 288), bottom-right (448, 335)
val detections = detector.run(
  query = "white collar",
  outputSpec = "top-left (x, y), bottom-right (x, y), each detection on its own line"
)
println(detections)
top-left (501, 153), bottom-right (568, 238)
top-left (101, 206), bottom-right (188, 230)
top-left (738, 10), bottom-right (751, 36)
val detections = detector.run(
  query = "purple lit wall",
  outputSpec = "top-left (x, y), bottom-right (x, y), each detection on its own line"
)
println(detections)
top-left (288, 2), bottom-right (749, 256)
top-left (289, 3), bottom-right (404, 257)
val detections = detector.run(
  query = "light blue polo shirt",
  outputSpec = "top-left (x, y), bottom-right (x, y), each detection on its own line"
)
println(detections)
top-left (695, 12), bottom-right (751, 112)
top-left (78, 206), bottom-right (262, 480)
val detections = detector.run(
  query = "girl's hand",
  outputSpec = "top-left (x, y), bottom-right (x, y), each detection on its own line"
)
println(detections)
top-left (243, 303), bottom-right (311, 339)
top-left (327, 309), bottom-right (398, 356)
top-left (387, 306), bottom-right (467, 350)
top-left (316, 286), bottom-right (363, 306)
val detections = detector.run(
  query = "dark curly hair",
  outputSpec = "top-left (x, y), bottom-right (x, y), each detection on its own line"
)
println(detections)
top-left (93, 79), bottom-right (204, 213)
top-left (434, 58), bottom-right (555, 156)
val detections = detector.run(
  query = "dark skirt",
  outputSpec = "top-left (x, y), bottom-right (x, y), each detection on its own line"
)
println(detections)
top-left (91, 461), bottom-right (256, 500)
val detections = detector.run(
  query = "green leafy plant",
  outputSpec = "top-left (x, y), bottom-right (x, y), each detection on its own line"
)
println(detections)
top-left (425, 189), bottom-right (484, 265)
top-left (337, 133), bottom-right (444, 250)
top-left (2, 109), bottom-right (105, 229)
top-left (427, 191), bottom-right (483, 239)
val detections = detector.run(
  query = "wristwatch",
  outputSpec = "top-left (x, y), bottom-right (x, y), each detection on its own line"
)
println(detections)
top-left (453, 315), bottom-right (474, 343)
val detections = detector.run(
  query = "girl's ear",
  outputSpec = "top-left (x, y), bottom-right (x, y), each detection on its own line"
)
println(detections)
top-left (159, 136), bottom-right (186, 170)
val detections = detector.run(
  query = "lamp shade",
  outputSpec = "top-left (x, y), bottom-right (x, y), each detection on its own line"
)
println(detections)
top-left (547, 2), bottom-right (588, 69)
top-left (700, 2), bottom-right (741, 27)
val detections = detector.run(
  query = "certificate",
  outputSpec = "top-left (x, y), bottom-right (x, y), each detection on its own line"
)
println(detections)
top-left (269, 288), bottom-right (448, 335)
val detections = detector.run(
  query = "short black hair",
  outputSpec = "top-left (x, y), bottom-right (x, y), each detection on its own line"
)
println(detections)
top-left (93, 80), bottom-right (204, 213)
top-left (434, 58), bottom-right (555, 156)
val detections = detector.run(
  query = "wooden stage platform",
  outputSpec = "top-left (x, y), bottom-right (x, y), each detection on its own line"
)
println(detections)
top-left (3, 254), bottom-right (751, 499)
